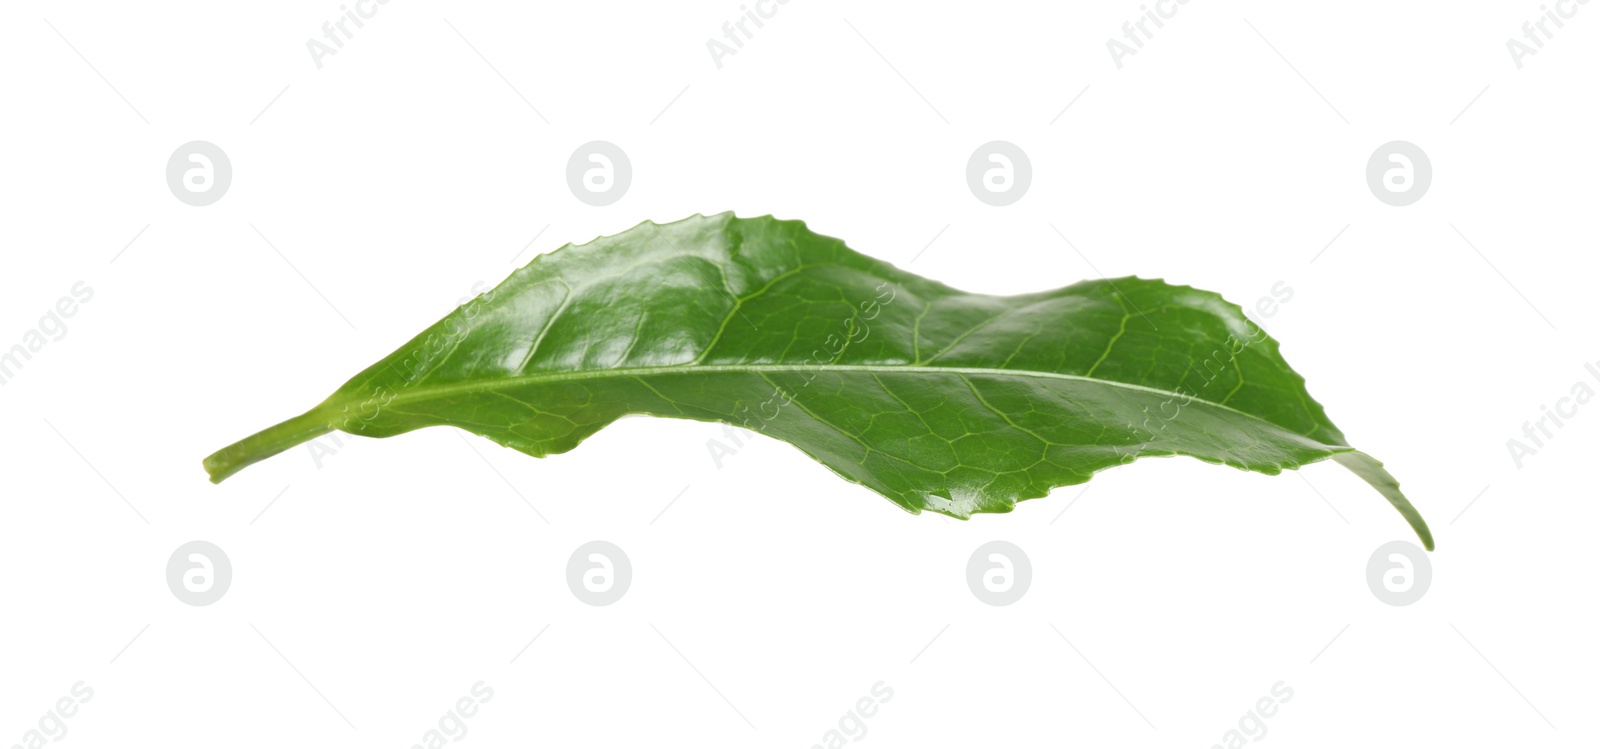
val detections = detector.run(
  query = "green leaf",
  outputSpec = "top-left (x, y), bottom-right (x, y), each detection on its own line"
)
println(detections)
top-left (204, 213), bottom-right (1432, 549)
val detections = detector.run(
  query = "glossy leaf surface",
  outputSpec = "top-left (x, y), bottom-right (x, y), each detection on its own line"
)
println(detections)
top-left (204, 214), bottom-right (1432, 549)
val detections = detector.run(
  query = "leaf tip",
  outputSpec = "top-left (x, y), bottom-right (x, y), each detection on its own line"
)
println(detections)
top-left (1330, 451), bottom-right (1434, 552)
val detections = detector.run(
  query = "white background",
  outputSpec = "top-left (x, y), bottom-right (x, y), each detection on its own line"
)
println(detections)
top-left (2, 1), bottom-right (1596, 747)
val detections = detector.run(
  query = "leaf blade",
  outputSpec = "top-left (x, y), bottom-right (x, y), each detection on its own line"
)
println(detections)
top-left (204, 213), bottom-right (1431, 547)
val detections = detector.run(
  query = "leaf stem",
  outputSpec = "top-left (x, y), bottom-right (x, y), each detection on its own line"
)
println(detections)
top-left (202, 408), bottom-right (332, 484)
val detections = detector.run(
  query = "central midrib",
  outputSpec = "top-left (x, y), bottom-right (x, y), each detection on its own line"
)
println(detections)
top-left (363, 363), bottom-right (1336, 446)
